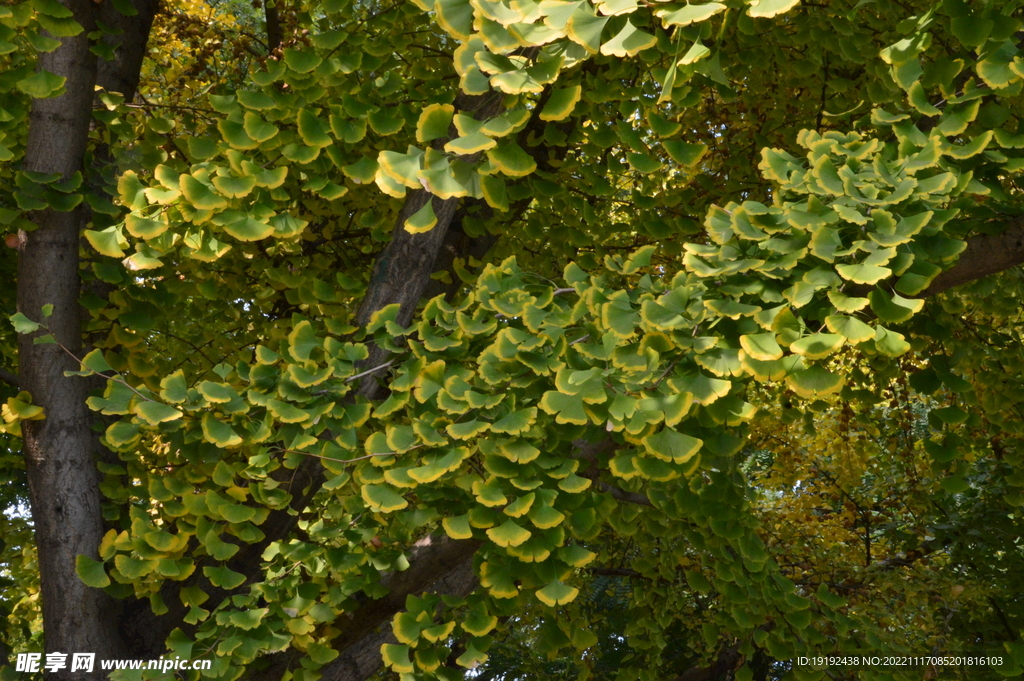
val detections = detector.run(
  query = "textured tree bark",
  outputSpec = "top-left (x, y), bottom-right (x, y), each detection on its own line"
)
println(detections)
top-left (919, 218), bottom-right (1024, 297)
top-left (96, 0), bottom-right (158, 101)
top-left (15, 0), bottom-right (160, 671)
top-left (16, 0), bottom-right (126, 674)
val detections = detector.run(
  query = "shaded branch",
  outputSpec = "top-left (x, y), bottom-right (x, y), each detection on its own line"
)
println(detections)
top-left (919, 217), bottom-right (1024, 297)
top-left (0, 368), bottom-right (18, 389)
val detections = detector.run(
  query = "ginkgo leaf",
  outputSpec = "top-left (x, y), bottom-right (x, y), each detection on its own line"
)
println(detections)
top-left (297, 108), bottom-right (333, 148)
top-left (362, 484), bottom-right (409, 513)
top-left (486, 519), bottom-right (532, 547)
top-left (535, 581), bottom-right (579, 606)
top-left (416, 103), bottom-right (455, 142)
top-left (657, 2), bottom-right (726, 26)
top-left (444, 131), bottom-right (497, 155)
top-left (134, 401), bottom-right (183, 425)
top-left (825, 315), bottom-right (875, 343)
top-left (125, 215), bottom-right (168, 239)
top-left (211, 175), bottom-right (257, 198)
top-left (645, 427), bottom-right (702, 464)
top-left (740, 333), bottom-right (783, 361)
top-left (404, 201), bottom-right (437, 234)
top-left (180, 175), bottom-right (227, 210)
top-left (748, 0), bottom-right (800, 18)
top-left (539, 85), bottom-right (582, 121)
top-left (243, 112), bottom-right (278, 143)
top-left (790, 333), bottom-right (845, 359)
top-left (786, 364), bottom-right (845, 398)
top-left (76, 555), bottom-right (110, 588)
top-left (600, 20), bottom-right (656, 57)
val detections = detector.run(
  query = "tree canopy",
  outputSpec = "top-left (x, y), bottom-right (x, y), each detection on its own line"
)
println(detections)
top-left (2, 0), bottom-right (1024, 678)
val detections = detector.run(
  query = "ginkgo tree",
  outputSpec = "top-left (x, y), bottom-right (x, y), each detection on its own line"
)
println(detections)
top-left (2, 0), bottom-right (1024, 677)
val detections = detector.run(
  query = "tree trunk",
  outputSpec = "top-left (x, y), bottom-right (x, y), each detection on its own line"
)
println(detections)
top-left (16, 0), bottom-right (127, 674)
top-left (16, 0), bottom-right (160, 671)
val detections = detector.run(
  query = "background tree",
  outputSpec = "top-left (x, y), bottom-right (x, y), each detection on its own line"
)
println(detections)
top-left (2, 0), bottom-right (1024, 679)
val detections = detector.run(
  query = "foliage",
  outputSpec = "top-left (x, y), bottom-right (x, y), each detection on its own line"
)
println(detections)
top-left (3, 0), bottom-right (1024, 678)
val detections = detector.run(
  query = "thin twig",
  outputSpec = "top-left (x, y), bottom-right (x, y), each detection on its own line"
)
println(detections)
top-left (345, 359), bottom-right (396, 383)
top-left (272, 444), bottom-right (423, 466)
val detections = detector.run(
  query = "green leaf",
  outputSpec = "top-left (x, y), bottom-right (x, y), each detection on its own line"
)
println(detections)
top-left (381, 644), bottom-right (414, 674)
top-left (76, 555), bottom-right (111, 588)
top-left (445, 131), bottom-right (497, 155)
top-left (443, 514), bottom-right (474, 539)
top-left (33, 0), bottom-right (73, 18)
top-left (228, 608), bottom-right (267, 630)
top-left (115, 555), bottom-right (154, 579)
top-left (288, 321), bottom-right (319, 361)
top-left (790, 333), bottom-right (845, 360)
top-left (487, 142), bottom-right (537, 177)
top-left (16, 70), bottom-right (66, 98)
top-left (825, 315), bottom-right (875, 343)
top-left (243, 112), bottom-right (278, 142)
top-left (361, 484), bottom-right (409, 512)
top-left (600, 20), bottom-right (657, 57)
top-left (222, 214), bottom-right (274, 241)
top-left (835, 262), bottom-right (891, 285)
top-left (540, 85), bottom-right (583, 121)
top-left (211, 174), bottom-right (257, 199)
top-left (748, 0), bottom-right (800, 18)
top-left (201, 413), bottom-right (243, 448)
top-left (202, 565), bottom-right (246, 589)
top-left (125, 214), bottom-right (169, 239)
top-left (566, 5), bottom-right (609, 53)
top-left (645, 428), bottom-right (702, 464)
top-left (490, 407), bottom-right (537, 435)
top-left (739, 333), bottom-right (783, 361)
top-left (416, 103), bottom-right (454, 142)
top-left (487, 519), bottom-right (532, 547)
top-left (404, 201), bottom-right (437, 234)
top-left (297, 108), bottom-right (333, 148)
top-left (85, 227), bottom-right (127, 257)
top-left (536, 581), bottom-right (579, 606)
top-left (80, 348), bottom-right (112, 373)
top-left (539, 391), bottom-right (589, 425)
top-left (180, 175), bottom-right (227, 210)
top-left (134, 401), bottom-right (184, 425)
top-left (283, 48), bottom-right (321, 73)
top-left (657, 2), bottom-right (726, 26)
top-left (874, 326), bottom-right (911, 357)
top-left (786, 364), bottom-right (845, 398)
top-left (10, 312), bottom-right (40, 334)
top-left (868, 290), bottom-right (924, 324)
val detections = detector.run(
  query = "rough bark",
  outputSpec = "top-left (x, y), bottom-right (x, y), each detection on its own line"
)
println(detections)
top-left (96, 0), bottom-right (158, 101)
top-left (16, 0), bottom-right (127, 674)
top-left (919, 218), bottom-right (1024, 297)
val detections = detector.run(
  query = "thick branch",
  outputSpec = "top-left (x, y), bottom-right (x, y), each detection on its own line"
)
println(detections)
top-left (919, 218), bottom-right (1024, 297)
top-left (17, 0), bottom-right (131, 673)
top-left (0, 368), bottom-right (18, 389)
top-left (264, 0), bottom-right (282, 53)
